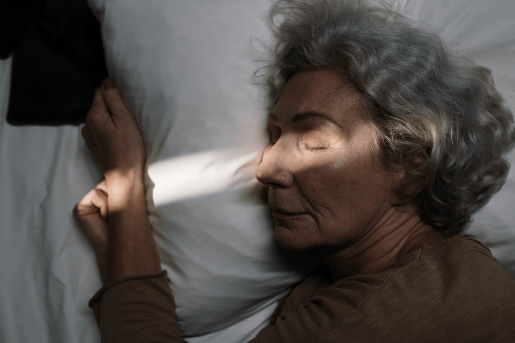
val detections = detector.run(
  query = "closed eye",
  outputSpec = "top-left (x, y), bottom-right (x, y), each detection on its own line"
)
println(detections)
top-left (304, 144), bottom-right (327, 152)
top-left (301, 132), bottom-right (330, 152)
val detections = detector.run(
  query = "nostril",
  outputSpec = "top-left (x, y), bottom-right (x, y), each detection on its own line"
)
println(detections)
top-left (255, 143), bottom-right (294, 188)
top-left (267, 181), bottom-right (288, 189)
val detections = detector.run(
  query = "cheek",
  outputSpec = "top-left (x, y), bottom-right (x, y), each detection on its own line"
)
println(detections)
top-left (306, 157), bottom-right (365, 202)
top-left (301, 155), bottom-right (391, 224)
top-left (332, 158), bottom-right (347, 168)
top-left (295, 164), bottom-right (353, 231)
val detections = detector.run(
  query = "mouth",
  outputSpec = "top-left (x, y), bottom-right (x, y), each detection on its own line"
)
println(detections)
top-left (270, 208), bottom-right (306, 219)
top-left (271, 208), bottom-right (299, 215)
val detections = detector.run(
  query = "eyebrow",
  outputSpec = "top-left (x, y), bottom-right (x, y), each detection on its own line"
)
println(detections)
top-left (269, 111), bottom-right (341, 128)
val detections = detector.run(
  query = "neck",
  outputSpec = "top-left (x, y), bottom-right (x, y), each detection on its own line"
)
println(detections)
top-left (318, 205), bottom-right (445, 281)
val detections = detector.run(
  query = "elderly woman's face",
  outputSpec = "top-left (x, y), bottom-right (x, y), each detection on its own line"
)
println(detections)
top-left (256, 70), bottom-right (401, 252)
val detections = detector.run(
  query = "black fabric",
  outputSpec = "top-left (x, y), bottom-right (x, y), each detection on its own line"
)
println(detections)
top-left (5, 0), bottom-right (108, 126)
top-left (0, 0), bottom-right (48, 58)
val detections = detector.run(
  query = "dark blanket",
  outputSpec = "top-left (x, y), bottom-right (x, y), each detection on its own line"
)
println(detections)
top-left (1, 0), bottom-right (107, 125)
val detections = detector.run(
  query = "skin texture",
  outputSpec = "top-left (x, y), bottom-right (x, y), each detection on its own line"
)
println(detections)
top-left (73, 75), bottom-right (446, 342)
top-left (255, 70), bottom-right (444, 280)
top-left (75, 73), bottom-right (444, 286)
top-left (74, 79), bottom-right (161, 285)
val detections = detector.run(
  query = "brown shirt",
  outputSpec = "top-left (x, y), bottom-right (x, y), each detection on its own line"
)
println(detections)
top-left (90, 236), bottom-right (515, 342)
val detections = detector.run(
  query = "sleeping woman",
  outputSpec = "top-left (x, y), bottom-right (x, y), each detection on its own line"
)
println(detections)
top-left (74, 0), bottom-right (515, 341)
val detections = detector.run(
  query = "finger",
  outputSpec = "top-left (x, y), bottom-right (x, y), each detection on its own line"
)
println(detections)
top-left (73, 199), bottom-right (108, 246)
top-left (95, 180), bottom-right (108, 194)
top-left (92, 188), bottom-right (109, 220)
top-left (81, 127), bottom-right (99, 165)
top-left (88, 89), bottom-right (107, 116)
top-left (100, 79), bottom-right (131, 121)
top-left (86, 89), bottom-right (112, 128)
top-left (75, 187), bottom-right (108, 218)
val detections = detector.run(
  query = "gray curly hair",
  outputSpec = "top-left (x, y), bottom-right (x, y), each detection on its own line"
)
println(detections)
top-left (259, 0), bottom-right (515, 234)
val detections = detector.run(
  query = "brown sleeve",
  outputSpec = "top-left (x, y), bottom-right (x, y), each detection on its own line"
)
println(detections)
top-left (89, 270), bottom-right (187, 343)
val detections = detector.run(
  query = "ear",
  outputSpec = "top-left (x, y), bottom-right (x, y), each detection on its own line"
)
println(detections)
top-left (393, 149), bottom-right (432, 205)
top-left (389, 168), bottom-right (407, 206)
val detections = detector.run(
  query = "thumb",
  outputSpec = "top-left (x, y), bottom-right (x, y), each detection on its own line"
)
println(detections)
top-left (74, 188), bottom-right (109, 249)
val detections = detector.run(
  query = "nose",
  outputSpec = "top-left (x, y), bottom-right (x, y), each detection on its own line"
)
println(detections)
top-left (255, 141), bottom-right (295, 188)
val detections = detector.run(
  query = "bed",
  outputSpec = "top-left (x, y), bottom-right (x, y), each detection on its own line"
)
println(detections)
top-left (0, 0), bottom-right (514, 342)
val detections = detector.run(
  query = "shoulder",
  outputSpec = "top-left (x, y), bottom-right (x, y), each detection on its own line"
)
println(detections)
top-left (259, 236), bottom-right (515, 343)
top-left (321, 236), bottom-right (515, 341)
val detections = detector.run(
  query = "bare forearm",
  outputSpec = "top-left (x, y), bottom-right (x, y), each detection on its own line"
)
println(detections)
top-left (104, 170), bottom-right (162, 284)
top-left (78, 82), bottom-right (185, 341)
top-left (92, 173), bottom-right (185, 341)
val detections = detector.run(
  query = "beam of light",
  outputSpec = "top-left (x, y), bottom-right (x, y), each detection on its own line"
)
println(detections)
top-left (148, 149), bottom-right (261, 207)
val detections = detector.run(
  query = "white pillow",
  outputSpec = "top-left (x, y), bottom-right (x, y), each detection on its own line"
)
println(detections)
top-left (86, 0), bottom-right (320, 340)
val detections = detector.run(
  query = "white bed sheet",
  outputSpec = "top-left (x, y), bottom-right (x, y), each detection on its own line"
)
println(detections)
top-left (0, 57), bottom-right (101, 342)
top-left (0, 1), bottom-right (514, 342)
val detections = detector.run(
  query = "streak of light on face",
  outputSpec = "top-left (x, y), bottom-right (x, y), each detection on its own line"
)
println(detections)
top-left (255, 70), bottom-right (402, 252)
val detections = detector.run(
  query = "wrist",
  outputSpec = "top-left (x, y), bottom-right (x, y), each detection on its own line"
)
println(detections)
top-left (104, 169), bottom-right (146, 213)
top-left (104, 168), bottom-right (144, 186)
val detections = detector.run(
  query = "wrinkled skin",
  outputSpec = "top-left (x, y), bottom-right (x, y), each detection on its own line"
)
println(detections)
top-left (256, 70), bottom-right (443, 279)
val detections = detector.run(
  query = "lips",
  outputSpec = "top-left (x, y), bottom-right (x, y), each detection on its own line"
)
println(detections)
top-left (270, 208), bottom-right (303, 216)
top-left (269, 206), bottom-right (308, 221)
top-left (267, 190), bottom-right (307, 217)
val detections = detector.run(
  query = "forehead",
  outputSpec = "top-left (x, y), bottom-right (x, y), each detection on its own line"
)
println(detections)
top-left (271, 70), bottom-right (364, 126)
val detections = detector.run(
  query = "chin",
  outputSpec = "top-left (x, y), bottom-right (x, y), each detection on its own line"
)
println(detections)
top-left (273, 223), bottom-right (317, 252)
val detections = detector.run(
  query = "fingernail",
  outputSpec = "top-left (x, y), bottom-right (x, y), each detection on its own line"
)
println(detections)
top-left (102, 78), bottom-right (114, 90)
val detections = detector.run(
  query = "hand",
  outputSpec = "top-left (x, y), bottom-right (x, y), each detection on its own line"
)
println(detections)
top-left (81, 79), bottom-right (146, 179)
top-left (73, 181), bottom-right (109, 283)
top-left (79, 79), bottom-right (161, 284)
